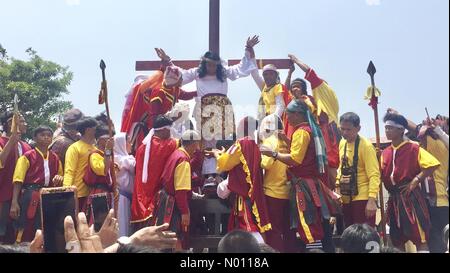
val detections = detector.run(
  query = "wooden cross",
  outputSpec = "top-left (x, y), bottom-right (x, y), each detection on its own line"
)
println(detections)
top-left (135, 0), bottom-right (291, 71)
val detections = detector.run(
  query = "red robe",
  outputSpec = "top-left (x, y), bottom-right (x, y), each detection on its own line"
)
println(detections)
top-left (189, 150), bottom-right (204, 194)
top-left (83, 150), bottom-right (114, 225)
top-left (0, 137), bottom-right (32, 244)
top-left (130, 136), bottom-right (177, 224)
top-left (83, 150), bottom-right (113, 193)
top-left (148, 84), bottom-right (196, 128)
top-left (121, 72), bottom-right (164, 134)
top-left (153, 148), bottom-right (192, 249)
top-left (227, 137), bottom-right (271, 233)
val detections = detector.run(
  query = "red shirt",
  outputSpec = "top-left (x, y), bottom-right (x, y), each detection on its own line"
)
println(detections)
top-left (0, 137), bottom-right (32, 202)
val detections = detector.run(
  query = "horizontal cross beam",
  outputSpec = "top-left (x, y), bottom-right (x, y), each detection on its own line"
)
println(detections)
top-left (135, 58), bottom-right (292, 71)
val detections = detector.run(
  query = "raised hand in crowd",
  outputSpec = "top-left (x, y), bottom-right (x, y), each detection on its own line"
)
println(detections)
top-left (155, 48), bottom-right (171, 63)
top-left (288, 54), bottom-right (310, 72)
top-left (30, 230), bottom-right (44, 253)
top-left (245, 35), bottom-right (259, 59)
top-left (206, 146), bottom-right (226, 159)
top-left (30, 212), bottom-right (106, 253)
top-left (64, 212), bottom-right (104, 253)
top-left (97, 209), bottom-right (119, 248)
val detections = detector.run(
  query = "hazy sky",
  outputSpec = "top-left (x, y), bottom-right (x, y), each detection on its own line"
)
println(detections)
top-left (1, 0), bottom-right (448, 137)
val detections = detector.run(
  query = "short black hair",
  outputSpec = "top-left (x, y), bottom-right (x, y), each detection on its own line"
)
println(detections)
top-left (198, 51), bottom-right (226, 82)
top-left (94, 111), bottom-right (108, 126)
top-left (291, 78), bottom-right (308, 95)
top-left (340, 112), bottom-right (361, 127)
top-left (76, 117), bottom-right (98, 135)
top-left (33, 125), bottom-right (53, 137)
top-left (153, 114), bottom-right (173, 129)
top-left (218, 230), bottom-right (261, 253)
top-left (0, 111), bottom-right (14, 128)
top-left (340, 224), bottom-right (380, 253)
top-left (383, 113), bottom-right (408, 129)
top-left (95, 125), bottom-right (110, 140)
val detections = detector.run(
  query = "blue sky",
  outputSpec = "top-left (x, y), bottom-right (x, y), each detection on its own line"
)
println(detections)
top-left (1, 0), bottom-right (448, 138)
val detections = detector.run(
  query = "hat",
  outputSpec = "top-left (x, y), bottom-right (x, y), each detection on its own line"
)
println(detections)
top-left (63, 108), bottom-right (84, 131)
top-left (260, 114), bottom-right (279, 132)
top-left (286, 99), bottom-right (309, 114)
top-left (262, 64), bottom-right (278, 73)
top-left (164, 66), bottom-right (182, 86)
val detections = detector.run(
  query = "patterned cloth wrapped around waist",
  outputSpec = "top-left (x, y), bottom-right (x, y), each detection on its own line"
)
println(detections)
top-left (91, 183), bottom-right (113, 193)
top-left (16, 184), bottom-right (44, 229)
top-left (289, 177), bottom-right (341, 229)
top-left (152, 189), bottom-right (190, 249)
top-left (387, 182), bottom-right (430, 234)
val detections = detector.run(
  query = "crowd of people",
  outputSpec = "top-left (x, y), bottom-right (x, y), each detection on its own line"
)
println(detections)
top-left (0, 36), bottom-right (448, 253)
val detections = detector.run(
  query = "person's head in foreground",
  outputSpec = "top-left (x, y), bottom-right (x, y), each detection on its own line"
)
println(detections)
top-left (340, 223), bottom-right (381, 253)
top-left (217, 230), bottom-right (261, 253)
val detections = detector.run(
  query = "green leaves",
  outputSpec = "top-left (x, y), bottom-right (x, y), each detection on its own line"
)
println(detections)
top-left (0, 47), bottom-right (73, 140)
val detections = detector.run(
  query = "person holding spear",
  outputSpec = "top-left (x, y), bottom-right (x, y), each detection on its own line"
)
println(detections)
top-left (0, 95), bottom-right (32, 244)
top-left (98, 60), bottom-right (118, 215)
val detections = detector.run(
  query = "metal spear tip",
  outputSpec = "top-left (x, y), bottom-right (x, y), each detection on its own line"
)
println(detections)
top-left (100, 59), bottom-right (106, 70)
top-left (367, 61), bottom-right (376, 76)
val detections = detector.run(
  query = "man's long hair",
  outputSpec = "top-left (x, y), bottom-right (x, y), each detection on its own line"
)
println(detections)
top-left (198, 51), bottom-right (226, 82)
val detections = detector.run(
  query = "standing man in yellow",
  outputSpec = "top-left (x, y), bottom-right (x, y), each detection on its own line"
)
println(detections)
top-left (336, 112), bottom-right (380, 228)
top-left (259, 114), bottom-right (296, 252)
top-left (63, 117), bottom-right (98, 212)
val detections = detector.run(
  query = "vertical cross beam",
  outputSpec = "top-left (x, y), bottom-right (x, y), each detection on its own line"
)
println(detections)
top-left (209, 0), bottom-right (220, 55)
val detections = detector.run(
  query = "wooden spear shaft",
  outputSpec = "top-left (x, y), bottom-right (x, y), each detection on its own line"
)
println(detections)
top-left (367, 61), bottom-right (387, 245)
top-left (99, 60), bottom-right (118, 216)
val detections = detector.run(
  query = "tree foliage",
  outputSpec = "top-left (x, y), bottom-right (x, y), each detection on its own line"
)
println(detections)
top-left (0, 45), bottom-right (73, 140)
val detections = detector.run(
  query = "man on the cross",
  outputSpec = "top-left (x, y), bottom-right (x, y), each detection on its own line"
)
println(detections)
top-left (154, 35), bottom-right (260, 146)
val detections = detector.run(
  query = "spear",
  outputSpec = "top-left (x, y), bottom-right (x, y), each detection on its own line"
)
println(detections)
top-left (367, 61), bottom-right (387, 245)
top-left (99, 60), bottom-right (118, 215)
top-left (11, 93), bottom-right (19, 133)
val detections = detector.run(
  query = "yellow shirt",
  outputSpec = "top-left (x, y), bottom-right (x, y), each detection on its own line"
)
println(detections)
top-left (290, 127), bottom-right (311, 165)
top-left (261, 84), bottom-right (283, 115)
top-left (424, 136), bottom-right (449, 207)
top-left (217, 143), bottom-right (242, 172)
top-left (261, 135), bottom-right (290, 200)
top-left (63, 140), bottom-right (96, 197)
top-left (13, 148), bottom-right (63, 183)
top-left (90, 151), bottom-right (106, 176)
top-left (336, 136), bottom-right (381, 203)
top-left (307, 69), bottom-right (339, 124)
top-left (174, 148), bottom-right (191, 191)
